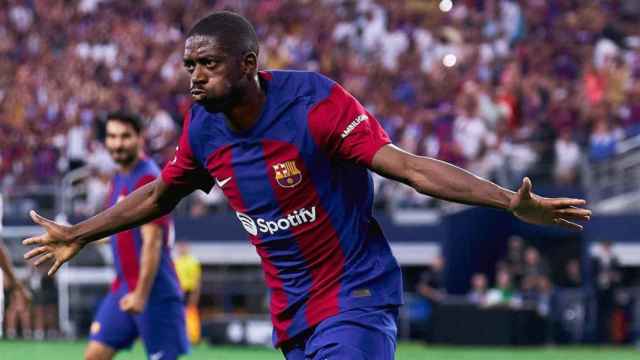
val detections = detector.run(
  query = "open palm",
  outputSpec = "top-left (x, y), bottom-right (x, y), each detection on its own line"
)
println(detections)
top-left (23, 211), bottom-right (85, 276)
top-left (509, 178), bottom-right (591, 231)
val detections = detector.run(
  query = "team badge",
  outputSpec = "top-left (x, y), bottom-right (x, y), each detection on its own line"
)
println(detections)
top-left (273, 160), bottom-right (302, 188)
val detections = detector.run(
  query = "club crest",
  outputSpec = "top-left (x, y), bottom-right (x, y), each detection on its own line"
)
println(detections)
top-left (273, 160), bottom-right (302, 188)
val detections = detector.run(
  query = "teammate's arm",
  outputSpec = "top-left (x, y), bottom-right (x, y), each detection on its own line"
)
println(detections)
top-left (119, 223), bottom-right (163, 314)
top-left (0, 240), bottom-right (31, 304)
top-left (370, 144), bottom-right (591, 230)
top-left (23, 178), bottom-right (190, 275)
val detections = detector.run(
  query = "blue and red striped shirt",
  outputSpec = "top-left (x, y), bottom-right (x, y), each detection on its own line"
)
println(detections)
top-left (107, 158), bottom-right (182, 302)
top-left (161, 70), bottom-right (403, 345)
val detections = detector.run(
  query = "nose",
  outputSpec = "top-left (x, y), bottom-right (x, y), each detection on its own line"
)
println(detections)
top-left (191, 64), bottom-right (207, 87)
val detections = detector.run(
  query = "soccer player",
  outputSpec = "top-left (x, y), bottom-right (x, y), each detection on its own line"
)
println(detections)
top-left (0, 193), bottom-right (31, 339)
top-left (24, 12), bottom-right (591, 359)
top-left (82, 113), bottom-right (188, 360)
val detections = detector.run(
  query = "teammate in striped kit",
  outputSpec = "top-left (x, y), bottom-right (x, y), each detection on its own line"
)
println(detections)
top-left (84, 113), bottom-right (188, 360)
top-left (0, 193), bottom-right (31, 339)
top-left (24, 12), bottom-right (590, 359)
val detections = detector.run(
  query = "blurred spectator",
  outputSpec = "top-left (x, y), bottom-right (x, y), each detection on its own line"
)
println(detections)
top-left (174, 242), bottom-right (202, 345)
top-left (486, 268), bottom-right (515, 307)
top-left (417, 255), bottom-right (447, 305)
top-left (66, 116), bottom-right (90, 171)
top-left (553, 128), bottom-right (581, 185)
top-left (416, 255), bottom-right (446, 342)
top-left (145, 101), bottom-right (178, 166)
top-left (523, 246), bottom-right (550, 279)
top-left (562, 258), bottom-right (583, 288)
top-left (503, 235), bottom-right (526, 285)
top-left (30, 266), bottom-right (59, 340)
top-left (591, 240), bottom-right (622, 343)
top-left (537, 276), bottom-right (554, 317)
top-left (467, 273), bottom-right (488, 306)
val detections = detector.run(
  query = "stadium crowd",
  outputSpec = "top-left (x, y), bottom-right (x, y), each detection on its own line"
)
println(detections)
top-left (415, 236), bottom-right (631, 344)
top-left (2, 0), bottom-right (640, 213)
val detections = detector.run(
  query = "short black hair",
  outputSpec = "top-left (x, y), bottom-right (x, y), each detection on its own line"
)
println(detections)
top-left (187, 11), bottom-right (259, 57)
top-left (106, 111), bottom-right (143, 134)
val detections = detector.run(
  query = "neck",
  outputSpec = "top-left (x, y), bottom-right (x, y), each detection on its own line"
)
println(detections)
top-left (119, 155), bottom-right (141, 174)
top-left (223, 75), bottom-right (266, 133)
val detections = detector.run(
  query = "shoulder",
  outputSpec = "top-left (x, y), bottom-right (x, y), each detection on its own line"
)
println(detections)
top-left (132, 158), bottom-right (161, 188)
top-left (265, 70), bottom-right (337, 103)
top-left (139, 158), bottom-right (161, 176)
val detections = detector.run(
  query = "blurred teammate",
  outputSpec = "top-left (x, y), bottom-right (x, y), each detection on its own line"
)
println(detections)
top-left (174, 242), bottom-right (202, 344)
top-left (24, 12), bottom-right (591, 359)
top-left (83, 113), bottom-right (188, 360)
top-left (0, 193), bottom-right (31, 339)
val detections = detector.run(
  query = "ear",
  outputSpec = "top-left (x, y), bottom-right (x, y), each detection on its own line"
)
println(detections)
top-left (241, 51), bottom-right (258, 77)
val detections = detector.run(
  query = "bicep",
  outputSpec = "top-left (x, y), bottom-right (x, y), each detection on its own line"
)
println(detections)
top-left (370, 144), bottom-right (418, 184)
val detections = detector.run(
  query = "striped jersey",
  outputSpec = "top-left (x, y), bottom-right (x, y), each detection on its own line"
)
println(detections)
top-left (161, 70), bottom-right (403, 345)
top-left (107, 158), bottom-right (182, 302)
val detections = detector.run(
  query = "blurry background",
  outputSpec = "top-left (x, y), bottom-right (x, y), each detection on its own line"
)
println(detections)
top-left (2, 0), bottom-right (640, 354)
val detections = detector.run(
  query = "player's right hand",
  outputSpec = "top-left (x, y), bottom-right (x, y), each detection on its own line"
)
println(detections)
top-left (22, 210), bottom-right (85, 276)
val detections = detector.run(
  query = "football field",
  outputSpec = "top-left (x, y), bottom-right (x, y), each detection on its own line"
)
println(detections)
top-left (0, 341), bottom-right (637, 359)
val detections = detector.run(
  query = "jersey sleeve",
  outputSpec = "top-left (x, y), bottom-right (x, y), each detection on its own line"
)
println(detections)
top-left (160, 111), bottom-right (215, 193)
top-left (308, 83), bottom-right (391, 167)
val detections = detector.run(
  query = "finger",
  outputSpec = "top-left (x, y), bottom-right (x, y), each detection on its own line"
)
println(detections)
top-left (23, 235), bottom-right (48, 246)
top-left (30, 210), bottom-right (55, 228)
top-left (518, 177), bottom-right (532, 200)
top-left (34, 253), bottom-right (54, 267)
top-left (48, 260), bottom-right (63, 276)
top-left (554, 218), bottom-right (583, 231)
top-left (24, 246), bottom-right (50, 260)
top-left (554, 208), bottom-right (592, 220)
top-left (551, 199), bottom-right (587, 208)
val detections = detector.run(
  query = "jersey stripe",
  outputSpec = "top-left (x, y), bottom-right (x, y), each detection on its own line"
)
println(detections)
top-left (115, 227), bottom-right (140, 291)
top-left (261, 140), bottom-right (345, 327)
top-left (206, 144), bottom-right (306, 343)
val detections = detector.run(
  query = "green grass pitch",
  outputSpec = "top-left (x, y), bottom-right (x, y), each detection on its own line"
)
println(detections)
top-left (0, 341), bottom-right (638, 359)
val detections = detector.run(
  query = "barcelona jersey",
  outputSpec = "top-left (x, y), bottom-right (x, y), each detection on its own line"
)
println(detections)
top-left (107, 158), bottom-right (182, 302)
top-left (162, 70), bottom-right (403, 346)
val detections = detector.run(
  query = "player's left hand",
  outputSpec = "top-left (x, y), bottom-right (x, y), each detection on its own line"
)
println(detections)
top-left (119, 291), bottom-right (147, 314)
top-left (509, 177), bottom-right (591, 231)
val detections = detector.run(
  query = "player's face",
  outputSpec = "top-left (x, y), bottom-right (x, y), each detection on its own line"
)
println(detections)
top-left (183, 35), bottom-right (246, 112)
top-left (105, 120), bottom-right (142, 167)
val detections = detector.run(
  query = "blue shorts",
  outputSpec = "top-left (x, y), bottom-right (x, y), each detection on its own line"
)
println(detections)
top-left (90, 286), bottom-right (189, 359)
top-left (282, 306), bottom-right (398, 360)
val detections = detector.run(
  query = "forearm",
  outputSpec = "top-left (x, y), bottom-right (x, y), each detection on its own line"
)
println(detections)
top-left (135, 225), bottom-right (163, 299)
top-left (0, 240), bottom-right (19, 285)
top-left (406, 156), bottom-right (515, 210)
top-left (189, 282), bottom-right (201, 306)
top-left (70, 179), bottom-right (178, 245)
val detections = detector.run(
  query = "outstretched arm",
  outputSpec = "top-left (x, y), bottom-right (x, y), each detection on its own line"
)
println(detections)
top-left (371, 145), bottom-right (591, 230)
top-left (23, 178), bottom-right (189, 275)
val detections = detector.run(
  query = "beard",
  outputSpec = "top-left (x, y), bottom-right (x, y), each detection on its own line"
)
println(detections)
top-left (196, 79), bottom-right (246, 113)
top-left (110, 150), bottom-right (136, 167)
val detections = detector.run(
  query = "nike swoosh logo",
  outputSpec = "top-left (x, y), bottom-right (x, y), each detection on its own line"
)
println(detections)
top-left (215, 176), bottom-right (232, 188)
